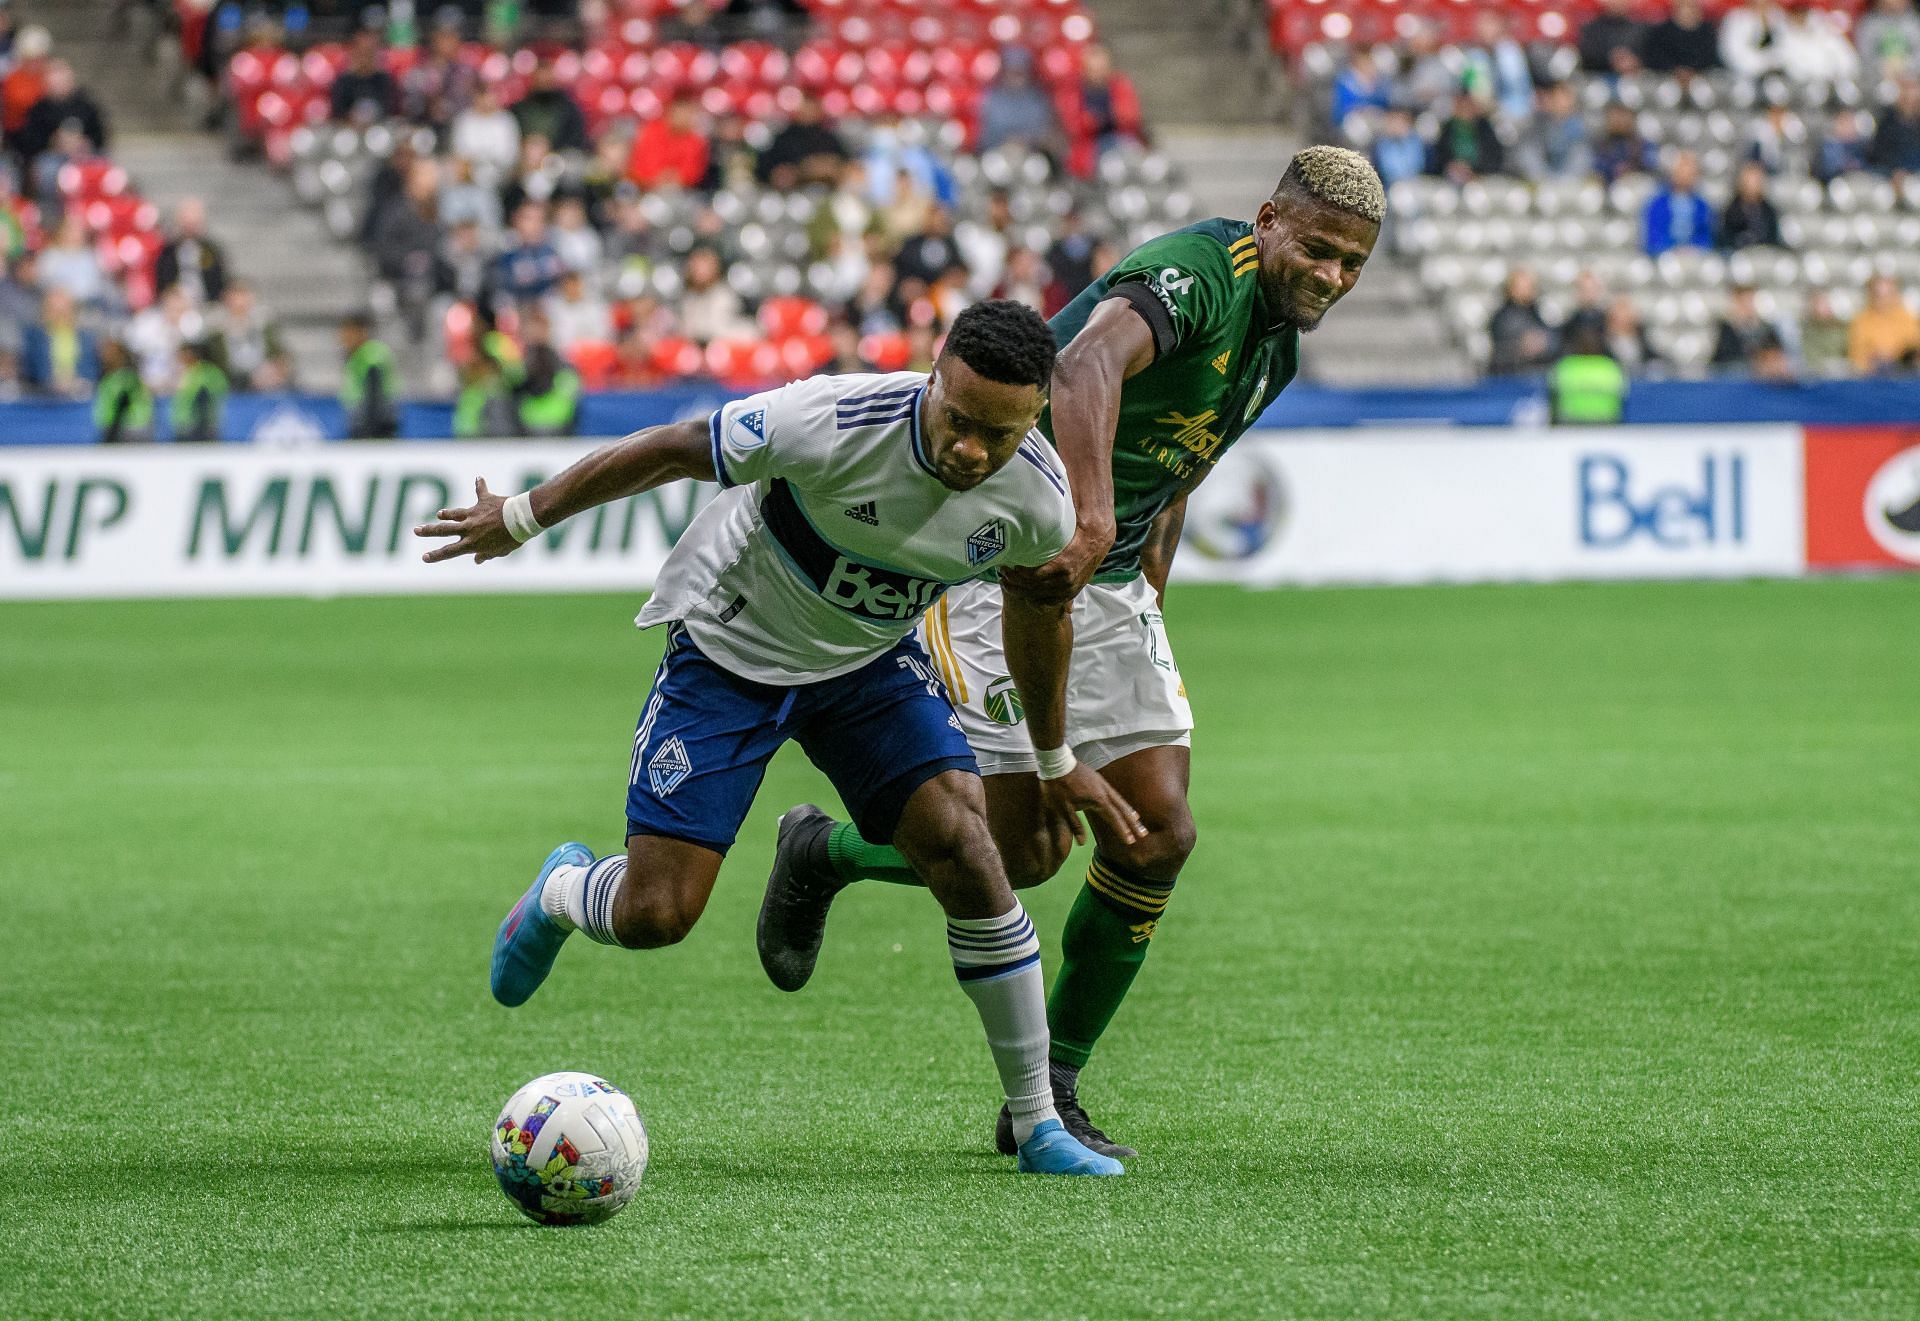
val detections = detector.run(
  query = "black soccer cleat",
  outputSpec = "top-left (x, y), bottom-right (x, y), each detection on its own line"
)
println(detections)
top-left (994, 1088), bottom-right (1139, 1159)
top-left (756, 804), bottom-right (844, 992)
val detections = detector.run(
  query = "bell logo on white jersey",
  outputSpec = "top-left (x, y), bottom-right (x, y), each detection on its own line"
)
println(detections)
top-left (821, 557), bottom-right (946, 621)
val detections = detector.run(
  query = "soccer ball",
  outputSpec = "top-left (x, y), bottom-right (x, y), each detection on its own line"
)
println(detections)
top-left (491, 1071), bottom-right (649, 1226)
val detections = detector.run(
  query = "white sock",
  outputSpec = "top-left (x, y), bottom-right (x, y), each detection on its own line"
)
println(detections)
top-left (948, 902), bottom-right (1058, 1145)
top-left (540, 857), bottom-right (627, 946)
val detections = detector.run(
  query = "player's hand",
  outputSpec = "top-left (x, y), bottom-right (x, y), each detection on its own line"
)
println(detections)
top-left (1038, 762), bottom-right (1145, 849)
top-left (413, 479), bottom-right (522, 565)
top-left (1001, 524), bottom-right (1115, 605)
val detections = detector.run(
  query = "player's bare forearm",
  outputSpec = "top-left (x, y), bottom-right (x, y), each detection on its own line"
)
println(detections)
top-left (414, 419), bottom-right (713, 564)
top-left (1022, 299), bottom-right (1159, 601)
top-left (1140, 494), bottom-right (1187, 605)
top-left (526, 419), bottom-right (715, 526)
top-left (998, 578), bottom-right (1074, 753)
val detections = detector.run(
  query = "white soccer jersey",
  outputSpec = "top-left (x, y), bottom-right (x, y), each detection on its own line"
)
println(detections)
top-left (635, 371), bottom-right (1075, 685)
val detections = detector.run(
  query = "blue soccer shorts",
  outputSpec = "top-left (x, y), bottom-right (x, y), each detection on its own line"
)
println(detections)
top-left (623, 625), bottom-right (979, 853)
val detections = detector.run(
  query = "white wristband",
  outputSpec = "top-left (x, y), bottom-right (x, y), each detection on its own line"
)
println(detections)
top-left (1034, 746), bottom-right (1077, 780)
top-left (502, 491), bottom-right (544, 543)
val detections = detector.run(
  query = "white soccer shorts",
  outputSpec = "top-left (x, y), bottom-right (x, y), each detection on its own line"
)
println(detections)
top-left (920, 575), bottom-right (1193, 777)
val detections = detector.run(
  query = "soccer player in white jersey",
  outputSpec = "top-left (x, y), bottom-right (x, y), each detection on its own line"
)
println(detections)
top-left (415, 300), bottom-right (1142, 1176)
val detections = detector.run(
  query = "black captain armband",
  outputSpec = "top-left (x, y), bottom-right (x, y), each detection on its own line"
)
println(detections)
top-left (1103, 280), bottom-right (1179, 360)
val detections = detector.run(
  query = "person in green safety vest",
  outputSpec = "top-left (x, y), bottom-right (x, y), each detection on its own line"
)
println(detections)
top-left (511, 304), bottom-right (581, 436)
top-left (94, 340), bottom-right (155, 444)
top-left (340, 313), bottom-right (401, 439)
top-left (453, 338), bottom-right (521, 439)
top-left (170, 339), bottom-right (229, 443)
top-left (1550, 324), bottom-right (1627, 425)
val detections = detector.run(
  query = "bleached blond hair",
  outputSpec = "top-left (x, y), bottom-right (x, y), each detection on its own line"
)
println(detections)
top-left (1274, 146), bottom-right (1386, 224)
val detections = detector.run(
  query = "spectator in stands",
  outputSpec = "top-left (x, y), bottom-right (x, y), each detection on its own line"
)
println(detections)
top-left (1800, 289), bottom-right (1852, 374)
top-left (169, 339), bottom-right (228, 442)
top-left (1720, 0), bottom-right (1792, 79)
top-left (955, 188), bottom-right (1015, 301)
top-left (1779, 4), bottom-right (1859, 81)
top-left (1579, 0), bottom-right (1645, 75)
top-left (372, 159), bottom-right (446, 340)
top-left (339, 312), bottom-right (400, 439)
top-left (0, 251), bottom-right (37, 352)
top-left (330, 28), bottom-right (397, 125)
top-left (126, 284), bottom-right (199, 392)
top-left (0, 167), bottom-right (29, 262)
top-left (1332, 47), bottom-right (1394, 128)
top-left (401, 13), bottom-right (479, 132)
top-left (512, 58), bottom-right (589, 156)
top-left (1429, 90), bottom-right (1505, 183)
top-left (437, 215), bottom-right (493, 309)
top-left (893, 207), bottom-right (964, 290)
top-left (862, 117), bottom-right (956, 210)
top-left (15, 58), bottom-right (109, 175)
top-left (1397, 23), bottom-right (1457, 111)
top-left (1370, 108), bottom-right (1428, 188)
top-left (37, 213), bottom-right (108, 309)
top-left (512, 304), bottom-right (581, 436)
top-left (824, 319), bottom-right (875, 374)
top-left (1514, 83), bottom-right (1592, 181)
top-left (1857, 0), bottom-right (1920, 76)
top-left (994, 246), bottom-right (1049, 313)
top-left (93, 340), bottom-right (154, 443)
top-left (1868, 78), bottom-right (1920, 175)
top-left (1643, 0), bottom-right (1722, 76)
top-left (547, 268), bottom-right (613, 353)
top-left (27, 122), bottom-right (96, 221)
top-left (155, 197), bottom-right (229, 306)
top-left (1711, 284), bottom-right (1793, 379)
top-left (1062, 42), bottom-right (1144, 167)
top-left (1593, 102), bottom-right (1658, 182)
top-left (0, 7), bottom-right (18, 71)
top-left (756, 93), bottom-right (849, 191)
top-left (1046, 210), bottom-right (1098, 307)
top-left (903, 322), bottom-right (938, 373)
top-left (1, 25), bottom-right (52, 145)
top-left (208, 281), bottom-right (292, 392)
top-left (1466, 11), bottom-right (1535, 126)
top-left (677, 244), bottom-right (751, 343)
top-left (879, 165), bottom-right (938, 246)
top-left (22, 287), bottom-right (97, 397)
top-left (1746, 102), bottom-right (1810, 176)
top-left (715, 0), bottom-right (812, 48)
top-left (550, 195), bottom-right (603, 275)
top-left (1643, 152), bottom-right (1715, 256)
top-left (1719, 161), bottom-right (1784, 250)
top-left (977, 47), bottom-right (1062, 159)
top-left (627, 97), bottom-right (709, 192)
top-left (451, 84), bottom-right (521, 184)
top-left (493, 200), bottom-right (566, 306)
top-left (1848, 273), bottom-right (1920, 372)
top-left (1603, 295), bottom-right (1664, 374)
top-left (1488, 267), bottom-right (1556, 376)
top-left (501, 133), bottom-right (567, 217)
top-left (438, 154), bottom-right (501, 235)
top-left (702, 112), bottom-right (761, 192)
top-left (1550, 324), bottom-right (1627, 424)
top-left (1816, 110), bottom-right (1872, 180)
top-left (1560, 270), bottom-right (1610, 344)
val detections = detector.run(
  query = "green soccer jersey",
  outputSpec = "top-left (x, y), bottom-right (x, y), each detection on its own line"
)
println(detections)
top-left (1043, 218), bottom-right (1300, 580)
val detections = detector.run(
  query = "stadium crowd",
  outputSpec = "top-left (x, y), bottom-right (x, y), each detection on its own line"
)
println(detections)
top-left (1314, 0), bottom-right (1920, 383)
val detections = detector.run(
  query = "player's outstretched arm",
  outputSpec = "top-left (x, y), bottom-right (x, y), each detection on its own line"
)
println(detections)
top-left (1019, 298), bottom-right (1158, 604)
top-left (999, 575), bottom-right (1144, 849)
top-left (414, 418), bottom-right (715, 564)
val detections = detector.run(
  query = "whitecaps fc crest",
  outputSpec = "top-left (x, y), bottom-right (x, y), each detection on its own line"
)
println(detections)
top-left (966, 520), bottom-right (1006, 566)
top-left (648, 736), bottom-right (692, 796)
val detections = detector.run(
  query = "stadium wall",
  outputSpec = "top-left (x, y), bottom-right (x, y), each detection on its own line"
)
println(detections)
top-left (4, 426), bottom-right (1914, 600)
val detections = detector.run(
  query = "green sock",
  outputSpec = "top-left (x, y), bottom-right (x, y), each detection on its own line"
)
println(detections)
top-left (1046, 853), bottom-right (1175, 1069)
top-left (825, 822), bottom-right (921, 885)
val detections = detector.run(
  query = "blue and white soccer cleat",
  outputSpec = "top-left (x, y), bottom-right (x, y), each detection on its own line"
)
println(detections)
top-left (1015, 1118), bottom-right (1126, 1176)
top-left (490, 842), bottom-right (594, 1007)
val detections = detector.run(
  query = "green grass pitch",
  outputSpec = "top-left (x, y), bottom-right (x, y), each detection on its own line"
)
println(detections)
top-left (5, 578), bottom-right (1918, 1318)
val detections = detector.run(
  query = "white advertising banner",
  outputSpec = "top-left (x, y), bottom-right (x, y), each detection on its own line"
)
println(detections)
top-left (1174, 425), bottom-right (1807, 585)
top-left (0, 441), bottom-right (712, 600)
top-left (0, 426), bottom-right (1807, 600)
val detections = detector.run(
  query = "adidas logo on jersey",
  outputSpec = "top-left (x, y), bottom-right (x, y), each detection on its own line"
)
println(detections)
top-left (844, 501), bottom-right (878, 525)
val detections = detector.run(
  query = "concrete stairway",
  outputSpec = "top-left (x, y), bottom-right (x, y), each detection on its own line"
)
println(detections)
top-left (24, 0), bottom-right (370, 390)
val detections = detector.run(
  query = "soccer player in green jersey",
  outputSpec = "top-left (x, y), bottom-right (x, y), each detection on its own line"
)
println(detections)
top-left (757, 147), bottom-right (1385, 1156)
